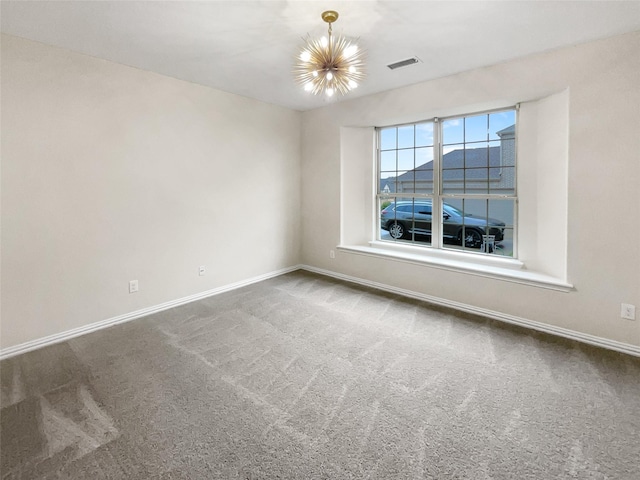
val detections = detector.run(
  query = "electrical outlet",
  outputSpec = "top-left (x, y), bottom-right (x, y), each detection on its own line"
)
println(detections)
top-left (329, 250), bottom-right (335, 259)
top-left (129, 280), bottom-right (139, 294)
top-left (621, 303), bottom-right (636, 320)
top-left (199, 266), bottom-right (206, 276)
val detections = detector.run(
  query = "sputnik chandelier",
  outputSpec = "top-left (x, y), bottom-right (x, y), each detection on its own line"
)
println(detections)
top-left (294, 10), bottom-right (365, 97)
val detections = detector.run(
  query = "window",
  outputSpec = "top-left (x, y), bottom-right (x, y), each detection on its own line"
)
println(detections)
top-left (377, 108), bottom-right (517, 257)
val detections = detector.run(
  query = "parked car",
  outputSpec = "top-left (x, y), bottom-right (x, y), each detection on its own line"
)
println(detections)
top-left (380, 200), bottom-right (505, 248)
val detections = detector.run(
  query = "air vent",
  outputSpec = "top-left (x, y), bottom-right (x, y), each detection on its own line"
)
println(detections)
top-left (387, 57), bottom-right (421, 70)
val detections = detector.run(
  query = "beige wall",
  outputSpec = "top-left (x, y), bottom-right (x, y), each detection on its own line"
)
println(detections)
top-left (301, 31), bottom-right (640, 347)
top-left (1, 35), bottom-right (301, 349)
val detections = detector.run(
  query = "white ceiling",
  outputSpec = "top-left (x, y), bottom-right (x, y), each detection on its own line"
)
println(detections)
top-left (2, 1), bottom-right (640, 111)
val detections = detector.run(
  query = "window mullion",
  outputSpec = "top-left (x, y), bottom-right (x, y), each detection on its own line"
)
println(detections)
top-left (432, 118), bottom-right (442, 249)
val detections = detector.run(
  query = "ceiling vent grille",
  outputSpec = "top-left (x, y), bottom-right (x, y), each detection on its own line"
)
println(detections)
top-left (387, 57), bottom-right (421, 70)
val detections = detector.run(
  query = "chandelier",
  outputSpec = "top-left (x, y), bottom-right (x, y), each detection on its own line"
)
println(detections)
top-left (294, 10), bottom-right (365, 97)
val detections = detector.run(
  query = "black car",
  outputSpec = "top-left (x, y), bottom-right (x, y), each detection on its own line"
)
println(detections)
top-left (380, 201), bottom-right (505, 248)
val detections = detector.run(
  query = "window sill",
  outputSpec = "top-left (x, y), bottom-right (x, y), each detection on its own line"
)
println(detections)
top-left (336, 242), bottom-right (573, 292)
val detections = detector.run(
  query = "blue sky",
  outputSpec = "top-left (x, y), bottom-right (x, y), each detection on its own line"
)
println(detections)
top-left (380, 109), bottom-right (516, 179)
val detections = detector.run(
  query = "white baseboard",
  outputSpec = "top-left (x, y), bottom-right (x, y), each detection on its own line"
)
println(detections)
top-left (300, 265), bottom-right (640, 358)
top-left (3, 264), bottom-right (638, 360)
top-left (0, 265), bottom-right (302, 361)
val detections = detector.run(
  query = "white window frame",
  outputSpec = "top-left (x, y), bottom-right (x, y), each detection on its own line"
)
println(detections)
top-left (376, 106), bottom-right (518, 258)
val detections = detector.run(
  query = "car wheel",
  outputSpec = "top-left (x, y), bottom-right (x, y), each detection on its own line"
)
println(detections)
top-left (388, 222), bottom-right (406, 239)
top-left (459, 229), bottom-right (482, 248)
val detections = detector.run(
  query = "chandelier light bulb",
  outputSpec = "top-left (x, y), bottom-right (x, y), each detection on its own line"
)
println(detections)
top-left (294, 10), bottom-right (365, 97)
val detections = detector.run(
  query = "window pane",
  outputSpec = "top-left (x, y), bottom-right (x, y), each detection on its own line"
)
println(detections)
top-left (464, 168), bottom-right (490, 194)
top-left (442, 118), bottom-right (463, 145)
top-left (379, 196), bottom-right (432, 246)
top-left (398, 125), bottom-right (414, 149)
top-left (489, 110), bottom-right (516, 141)
top-left (380, 175), bottom-right (396, 194)
top-left (442, 198), bottom-right (464, 246)
top-left (414, 147), bottom-right (434, 194)
top-left (465, 143), bottom-right (491, 168)
top-left (465, 114), bottom-right (488, 143)
top-left (442, 198), bottom-right (514, 257)
top-left (444, 141), bottom-right (501, 194)
top-left (416, 123), bottom-right (434, 147)
top-left (500, 136), bottom-right (516, 167)
top-left (414, 172), bottom-right (433, 195)
top-left (443, 198), bottom-right (487, 252)
top-left (442, 143), bottom-right (463, 194)
top-left (397, 149), bottom-right (414, 171)
top-left (380, 150), bottom-right (396, 171)
top-left (488, 199), bottom-right (515, 227)
top-left (415, 146), bottom-right (433, 169)
top-left (442, 168), bottom-right (464, 194)
top-left (462, 198), bottom-right (488, 225)
top-left (488, 199), bottom-right (515, 257)
top-left (493, 166), bottom-right (516, 194)
top-left (488, 140), bottom-right (501, 164)
top-left (395, 171), bottom-right (415, 193)
top-left (444, 197), bottom-right (463, 212)
top-left (443, 144), bottom-right (464, 168)
top-left (380, 127), bottom-right (396, 150)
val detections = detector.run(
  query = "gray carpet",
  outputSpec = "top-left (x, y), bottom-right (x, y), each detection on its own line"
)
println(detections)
top-left (1, 270), bottom-right (639, 479)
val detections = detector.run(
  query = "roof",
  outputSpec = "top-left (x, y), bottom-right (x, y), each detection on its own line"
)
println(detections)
top-left (394, 146), bottom-right (501, 183)
top-left (496, 125), bottom-right (516, 138)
